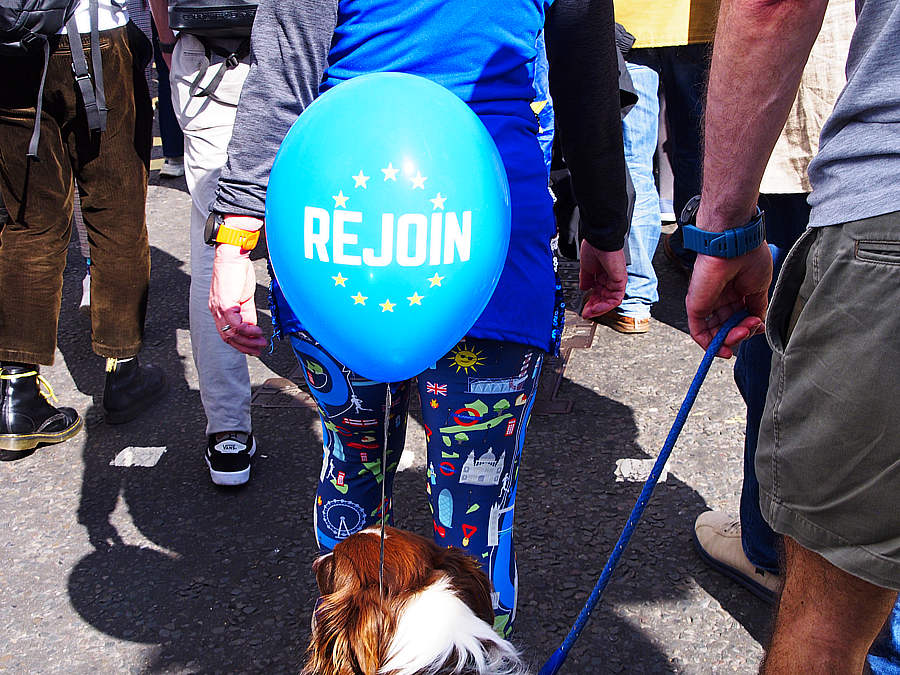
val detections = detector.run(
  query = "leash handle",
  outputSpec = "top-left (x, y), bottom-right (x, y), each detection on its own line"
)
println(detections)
top-left (539, 311), bottom-right (749, 675)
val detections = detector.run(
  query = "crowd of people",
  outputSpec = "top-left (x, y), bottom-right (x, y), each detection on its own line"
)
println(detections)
top-left (1, 0), bottom-right (898, 671)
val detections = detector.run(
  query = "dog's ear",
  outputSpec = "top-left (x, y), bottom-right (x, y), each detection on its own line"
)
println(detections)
top-left (346, 587), bottom-right (391, 674)
top-left (303, 585), bottom-right (394, 675)
top-left (438, 546), bottom-right (495, 627)
top-left (314, 552), bottom-right (337, 595)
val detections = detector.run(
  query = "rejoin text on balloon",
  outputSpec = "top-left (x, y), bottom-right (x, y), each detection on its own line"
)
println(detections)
top-left (303, 206), bottom-right (472, 267)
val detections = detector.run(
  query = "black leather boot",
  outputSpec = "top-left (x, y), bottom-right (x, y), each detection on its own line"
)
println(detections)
top-left (0, 362), bottom-right (83, 451)
top-left (102, 357), bottom-right (168, 424)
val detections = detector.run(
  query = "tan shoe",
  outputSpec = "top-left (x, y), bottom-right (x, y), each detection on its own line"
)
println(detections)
top-left (594, 308), bottom-right (650, 334)
top-left (694, 511), bottom-right (782, 603)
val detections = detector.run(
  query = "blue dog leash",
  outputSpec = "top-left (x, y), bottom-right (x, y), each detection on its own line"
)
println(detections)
top-left (539, 311), bottom-right (749, 675)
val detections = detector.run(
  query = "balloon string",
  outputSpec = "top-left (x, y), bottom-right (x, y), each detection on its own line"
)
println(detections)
top-left (379, 384), bottom-right (391, 601)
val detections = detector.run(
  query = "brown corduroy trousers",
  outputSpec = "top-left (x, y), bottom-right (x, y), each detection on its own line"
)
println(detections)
top-left (0, 23), bottom-right (152, 365)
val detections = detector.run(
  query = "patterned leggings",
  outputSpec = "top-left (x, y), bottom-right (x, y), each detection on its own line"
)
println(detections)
top-left (289, 332), bottom-right (543, 636)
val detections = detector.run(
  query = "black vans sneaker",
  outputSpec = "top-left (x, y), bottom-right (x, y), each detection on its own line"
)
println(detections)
top-left (206, 432), bottom-right (256, 486)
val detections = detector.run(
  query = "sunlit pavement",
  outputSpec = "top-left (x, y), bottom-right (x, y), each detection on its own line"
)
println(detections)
top-left (0, 166), bottom-right (771, 673)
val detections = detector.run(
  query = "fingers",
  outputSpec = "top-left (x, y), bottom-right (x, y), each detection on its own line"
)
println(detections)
top-left (214, 306), bottom-right (267, 356)
top-left (578, 265), bottom-right (594, 292)
top-left (581, 286), bottom-right (625, 319)
top-left (688, 307), bottom-right (763, 358)
top-left (578, 247), bottom-right (627, 319)
top-left (239, 294), bottom-right (258, 328)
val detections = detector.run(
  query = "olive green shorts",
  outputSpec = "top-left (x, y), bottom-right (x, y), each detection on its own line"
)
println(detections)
top-left (758, 210), bottom-right (900, 590)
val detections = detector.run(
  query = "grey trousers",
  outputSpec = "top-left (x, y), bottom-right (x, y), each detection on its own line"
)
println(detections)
top-left (170, 34), bottom-right (252, 436)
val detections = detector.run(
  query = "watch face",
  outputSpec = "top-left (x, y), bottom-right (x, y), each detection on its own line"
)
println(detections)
top-left (680, 194), bottom-right (701, 226)
top-left (203, 213), bottom-right (219, 245)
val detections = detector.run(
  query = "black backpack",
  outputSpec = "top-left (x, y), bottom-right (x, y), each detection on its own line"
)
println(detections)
top-left (167, 1), bottom-right (257, 97)
top-left (1, 0), bottom-right (106, 159)
top-left (168, 0), bottom-right (256, 37)
top-left (0, 0), bottom-right (77, 51)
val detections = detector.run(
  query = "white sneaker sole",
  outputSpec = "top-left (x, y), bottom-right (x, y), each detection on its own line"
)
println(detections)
top-left (206, 437), bottom-right (257, 486)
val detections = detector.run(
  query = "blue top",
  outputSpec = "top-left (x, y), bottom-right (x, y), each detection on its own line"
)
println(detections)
top-left (214, 0), bottom-right (629, 357)
top-left (272, 0), bottom-right (559, 352)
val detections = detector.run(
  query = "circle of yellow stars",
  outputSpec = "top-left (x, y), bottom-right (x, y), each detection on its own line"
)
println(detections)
top-left (328, 163), bottom-right (451, 312)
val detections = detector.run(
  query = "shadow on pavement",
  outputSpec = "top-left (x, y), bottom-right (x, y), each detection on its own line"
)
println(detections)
top-left (64, 369), bottom-right (754, 672)
top-left (513, 378), bottom-right (730, 672)
top-left (650, 245), bottom-right (691, 336)
top-left (56, 240), bottom-right (765, 672)
top-left (58, 243), bottom-right (319, 672)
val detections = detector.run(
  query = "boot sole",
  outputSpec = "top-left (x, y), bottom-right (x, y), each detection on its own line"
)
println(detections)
top-left (0, 416), bottom-right (84, 451)
top-left (692, 530), bottom-right (778, 604)
top-left (103, 381), bottom-right (169, 425)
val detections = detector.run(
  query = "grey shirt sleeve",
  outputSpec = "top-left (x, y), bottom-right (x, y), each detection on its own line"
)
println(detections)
top-left (212, 0), bottom-right (338, 218)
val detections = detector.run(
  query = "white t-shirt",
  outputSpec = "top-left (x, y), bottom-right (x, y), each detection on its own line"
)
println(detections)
top-left (60, 0), bottom-right (128, 34)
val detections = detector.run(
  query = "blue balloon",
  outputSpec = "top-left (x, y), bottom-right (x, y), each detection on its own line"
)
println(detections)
top-left (266, 73), bottom-right (511, 382)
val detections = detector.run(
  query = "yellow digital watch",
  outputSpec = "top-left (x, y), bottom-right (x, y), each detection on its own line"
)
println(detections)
top-left (204, 213), bottom-right (261, 250)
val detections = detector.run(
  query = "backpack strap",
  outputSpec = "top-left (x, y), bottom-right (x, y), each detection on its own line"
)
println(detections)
top-left (88, 0), bottom-right (107, 130)
top-left (67, 18), bottom-right (102, 133)
top-left (66, 0), bottom-right (107, 136)
top-left (187, 37), bottom-right (250, 99)
top-left (26, 37), bottom-right (51, 159)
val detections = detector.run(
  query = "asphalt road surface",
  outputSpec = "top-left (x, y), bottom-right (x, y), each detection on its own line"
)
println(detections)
top-left (1, 162), bottom-right (772, 673)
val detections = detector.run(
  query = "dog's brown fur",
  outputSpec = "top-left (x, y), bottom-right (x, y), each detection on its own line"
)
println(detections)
top-left (303, 527), bottom-right (495, 675)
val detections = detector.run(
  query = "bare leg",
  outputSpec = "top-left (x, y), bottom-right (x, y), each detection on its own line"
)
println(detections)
top-left (762, 537), bottom-right (897, 674)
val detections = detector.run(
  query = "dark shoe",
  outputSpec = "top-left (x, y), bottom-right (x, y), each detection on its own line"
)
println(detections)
top-left (594, 308), bottom-right (650, 334)
top-left (206, 432), bottom-right (256, 486)
top-left (0, 363), bottom-right (82, 451)
top-left (662, 230), bottom-right (696, 278)
top-left (103, 357), bottom-right (168, 424)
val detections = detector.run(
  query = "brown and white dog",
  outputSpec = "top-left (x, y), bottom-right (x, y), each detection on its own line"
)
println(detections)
top-left (303, 526), bottom-right (530, 675)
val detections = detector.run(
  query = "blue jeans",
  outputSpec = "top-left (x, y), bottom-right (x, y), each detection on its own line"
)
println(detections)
top-left (870, 606), bottom-right (900, 674)
top-left (152, 26), bottom-right (184, 159)
top-left (629, 44), bottom-right (707, 219)
top-left (619, 62), bottom-right (661, 319)
top-left (734, 193), bottom-right (810, 574)
top-left (629, 45), bottom-right (708, 264)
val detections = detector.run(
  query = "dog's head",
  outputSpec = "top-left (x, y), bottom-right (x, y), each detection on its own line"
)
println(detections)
top-left (303, 527), bottom-right (527, 675)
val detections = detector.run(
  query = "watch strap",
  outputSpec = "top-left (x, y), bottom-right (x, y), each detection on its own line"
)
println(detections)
top-left (215, 226), bottom-right (260, 250)
top-left (682, 208), bottom-right (766, 258)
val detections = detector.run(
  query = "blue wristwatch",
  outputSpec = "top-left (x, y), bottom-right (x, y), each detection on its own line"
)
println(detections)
top-left (680, 195), bottom-right (766, 258)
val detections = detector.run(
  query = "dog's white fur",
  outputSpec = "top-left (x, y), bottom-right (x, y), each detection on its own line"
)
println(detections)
top-left (381, 576), bottom-right (528, 675)
top-left (304, 526), bottom-right (530, 675)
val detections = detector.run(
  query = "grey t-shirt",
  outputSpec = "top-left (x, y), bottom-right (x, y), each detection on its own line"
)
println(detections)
top-left (807, 0), bottom-right (900, 226)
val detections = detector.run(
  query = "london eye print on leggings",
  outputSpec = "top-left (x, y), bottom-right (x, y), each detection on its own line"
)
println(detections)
top-left (290, 331), bottom-right (543, 636)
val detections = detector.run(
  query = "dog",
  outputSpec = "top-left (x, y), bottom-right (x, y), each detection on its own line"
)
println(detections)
top-left (303, 526), bottom-right (530, 675)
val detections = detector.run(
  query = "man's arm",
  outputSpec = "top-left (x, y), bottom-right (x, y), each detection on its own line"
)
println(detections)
top-left (147, 0), bottom-right (176, 64)
top-left (207, 0), bottom-right (338, 354)
top-left (686, 0), bottom-right (828, 356)
top-left (546, 0), bottom-right (628, 318)
top-left (546, 0), bottom-right (629, 252)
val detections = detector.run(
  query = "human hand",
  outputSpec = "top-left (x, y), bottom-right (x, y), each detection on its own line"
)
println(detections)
top-left (162, 51), bottom-right (172, 70)
top-left (209, 244), bottom-right (267, 356)
top-left (685, 245), bottom-right (772, 358)
top-left (579, 241), bottom-right (627, 319)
